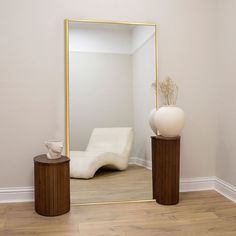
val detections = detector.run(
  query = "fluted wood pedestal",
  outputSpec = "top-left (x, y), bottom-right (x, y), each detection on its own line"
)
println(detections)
top-left (34, 155), bottom-right (70, 216)
top-left (151, 136), bottom-right (180, 205)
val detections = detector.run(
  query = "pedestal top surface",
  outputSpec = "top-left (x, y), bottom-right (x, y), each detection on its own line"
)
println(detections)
top-left (34, 155), bottom-right (69, 164)
top-left (152, 135), bottom-right (180, 141)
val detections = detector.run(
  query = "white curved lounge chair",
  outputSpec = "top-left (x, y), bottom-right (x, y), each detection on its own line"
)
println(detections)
top-left (70, 127), bottom-right (133, 179)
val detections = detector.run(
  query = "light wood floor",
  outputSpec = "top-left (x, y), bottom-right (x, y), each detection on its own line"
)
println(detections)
top-left (1, 191), bottom-right (236, 235)
top-left (70, 165), bottom-right (152, 204)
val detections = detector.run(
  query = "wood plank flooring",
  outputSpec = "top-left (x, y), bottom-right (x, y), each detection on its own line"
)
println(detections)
top-left (70, 165), bottom-right (152, 204)
top-left (0, 191), bottom-right (236, 235)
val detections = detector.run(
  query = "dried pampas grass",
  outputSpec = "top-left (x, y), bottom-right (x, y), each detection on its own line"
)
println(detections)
top-left (159, 76), bottom-right (178, 105)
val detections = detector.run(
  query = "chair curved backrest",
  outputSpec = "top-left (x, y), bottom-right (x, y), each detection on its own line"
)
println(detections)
top-left (86, 127), bottom-right (133, 158)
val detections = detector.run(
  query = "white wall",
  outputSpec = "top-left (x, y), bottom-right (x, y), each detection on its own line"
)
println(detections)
top-left (69, 26), bottom-right (132, 54)
top-left (0, 0), bottom-right (218, 187)
top-left (216, 0), bottom-right (236, 186)
top-left (69, 52), bottom-right (133, 150)
top-left (131, 26), bottom-right (155, 53)
top-left (132, 36), bottom-right (156, 162)
top-left (69, 25), bottom-right (154, 54)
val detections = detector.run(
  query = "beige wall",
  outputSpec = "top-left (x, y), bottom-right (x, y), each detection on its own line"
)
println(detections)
top-left (0, 0), bottom-right (218, 187)
top-left (216, 0), bottom-right (236, 186)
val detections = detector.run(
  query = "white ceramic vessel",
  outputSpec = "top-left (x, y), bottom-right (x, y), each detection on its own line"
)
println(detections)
top-left (45, 140), bottom-right (64, 159)
top-left (148, 108), bottom-right (157, 135)
top-left (154, 106), bottom-right (185, 137)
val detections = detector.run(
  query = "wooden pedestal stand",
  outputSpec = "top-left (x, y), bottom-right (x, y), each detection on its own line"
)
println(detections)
top-left (34, 155), bottom-right (70, 216)
top-left (151, 136), bottom-right (180, 205)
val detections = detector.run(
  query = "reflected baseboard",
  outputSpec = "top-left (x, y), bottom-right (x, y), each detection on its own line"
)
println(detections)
top-left (129, 157), bottom-right (152, 170)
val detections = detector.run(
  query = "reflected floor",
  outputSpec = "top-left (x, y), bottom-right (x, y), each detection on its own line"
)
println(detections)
top-left (70, 165), bottom-right (152, 204)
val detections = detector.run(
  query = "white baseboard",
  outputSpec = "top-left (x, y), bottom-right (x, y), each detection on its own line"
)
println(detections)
top-left (0, 177), bottom-right (235, 204)
top-left (129, 157), bottom-right (152, 170)
top-left (0, 187), bottom-right (34, 203)
top-left (215, 177), bottom-right (236, 203)
top-left (180, 177), bottom-right (236, 203)
top-left (180, 177), bottom-right (215, 192)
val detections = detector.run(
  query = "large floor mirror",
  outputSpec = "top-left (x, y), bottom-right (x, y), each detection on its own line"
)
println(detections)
top-left (65, 19), bottom-right (158, 204)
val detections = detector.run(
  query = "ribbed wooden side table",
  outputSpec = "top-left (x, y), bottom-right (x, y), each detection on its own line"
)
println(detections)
top-left (151, 135), bottom-right (180, 205)
top-left (34, 155), bottom-right (70, 216)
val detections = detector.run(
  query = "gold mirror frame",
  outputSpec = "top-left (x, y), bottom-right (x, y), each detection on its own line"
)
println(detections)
top-left (64, 19), bottom-right (158, 205)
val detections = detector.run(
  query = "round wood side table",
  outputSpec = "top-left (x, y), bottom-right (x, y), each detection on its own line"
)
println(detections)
top-left (34, 155), bottom-right (70, 216)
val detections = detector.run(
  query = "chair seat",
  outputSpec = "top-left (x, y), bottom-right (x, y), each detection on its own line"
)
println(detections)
top-left (70, 151), bottom-right (128, 179)
top-left (70, 127), bottom-right (133, 179)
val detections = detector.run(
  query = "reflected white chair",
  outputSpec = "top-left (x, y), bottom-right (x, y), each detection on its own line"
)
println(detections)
top-left (70, 127), bottom-right (133, 179)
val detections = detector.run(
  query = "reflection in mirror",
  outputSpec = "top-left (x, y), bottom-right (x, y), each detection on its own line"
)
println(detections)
top-left (67, 21), bottom-right (157, 204)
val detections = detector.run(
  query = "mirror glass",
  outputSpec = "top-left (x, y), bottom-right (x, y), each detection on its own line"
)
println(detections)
top-left (67, 21), bottom-right (157, 204)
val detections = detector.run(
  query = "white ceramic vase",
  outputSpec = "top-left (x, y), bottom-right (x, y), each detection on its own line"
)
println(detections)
top-left (148, 108), bottom-right (157, 135)
top-left (154, 106), bottom-right (185, 137)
